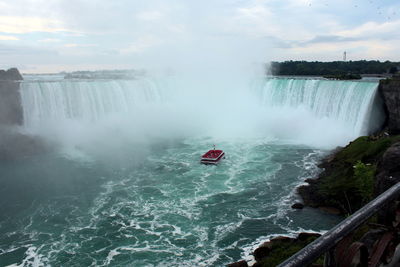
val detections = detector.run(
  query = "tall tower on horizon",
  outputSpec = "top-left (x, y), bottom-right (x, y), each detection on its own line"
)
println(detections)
top-left (343, 51), bottom-right (347, 61)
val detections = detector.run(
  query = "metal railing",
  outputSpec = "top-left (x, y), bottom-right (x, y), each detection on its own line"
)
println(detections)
top-left (277, 182), bottom-right (400, 267)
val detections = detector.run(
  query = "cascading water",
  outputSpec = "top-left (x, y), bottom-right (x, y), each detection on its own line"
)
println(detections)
top-left (249, 78), bottom-right (385, 148)
top-left (19, 76), bottom-right (384, 151)
top-left (258, 78), bottom-right (383, 136)
top-left (20, 78), bottom-right (164, 126)
top-left (18, 77), bottom-right (175, 160)
top-left (0, 75), bottom-right (385, 266)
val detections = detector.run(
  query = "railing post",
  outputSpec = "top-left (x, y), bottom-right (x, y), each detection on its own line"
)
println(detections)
top-left (323, 248), bottom-right (336, 267)
top-left (277, 182), bottom-right (400, 267)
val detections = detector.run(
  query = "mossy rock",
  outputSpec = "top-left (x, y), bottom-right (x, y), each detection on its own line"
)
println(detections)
top-left (334, 136), bottom-right (397, 163)
top-left (313, 135), bottom-right (400, 214)
top-left (254, 235), bottom-right (321, 267)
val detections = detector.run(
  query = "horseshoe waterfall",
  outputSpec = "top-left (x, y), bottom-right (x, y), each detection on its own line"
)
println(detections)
top-left (0, 74), bottom-right (385, 266)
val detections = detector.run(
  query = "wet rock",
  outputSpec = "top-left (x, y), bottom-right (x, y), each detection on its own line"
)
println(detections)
top-left (291, 202), bottom-right (304, 209)
top-left (297, 232), bottom-right (321, 241)
top-left (253, 237), bottom-right (293, 262)
top-left (297, 183), bottom-right (325, 208)
top-left (318, 206), bottom-right (342, 215)
top-left (227, 260), bottom-right (248, 267)
top-left (271, 236), bottom-right (293, 242)
top-left (250, 234), bottom-right (319, 266)
top-left (304, 178), bottom-right (317, 184)
top-left (253, 244), bottom-right (272, 262)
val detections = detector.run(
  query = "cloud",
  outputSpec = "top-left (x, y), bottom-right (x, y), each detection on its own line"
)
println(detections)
top-left (301, 35), bottom-right (361, 45)
top-left (1, 0), bottom-right (400, 72)
top-left (261, 13), bottom-right (400, 60)
top-left (0, 16), bottom-right (77, 34)
top-left (64, 43), bottom-right (97, 48)
top-left (237, 5), bottom-right (273, 19)
top-left (120, 35), bottom-right (162, 54)
top-left (217, 4), bottom-right (277, 38)
top-left (0, 35), bottom-right (19, 40)
top-left (337, 20), bottom-right (400, 39)
top-left (136, 10), bottom-right (163, 21)
top-left (276, 37), bottom-right (399, 62)
top-left (0, 43), bottom-right (57, 55)
top-left (38, 38), bottom-right (61, 43)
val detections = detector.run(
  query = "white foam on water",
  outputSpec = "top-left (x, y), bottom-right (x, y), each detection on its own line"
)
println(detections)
top-left (240, 227), bottom-right (328, 266)
top-left (0, 138), bottom-right (342, 266)
top-left (104, 249), bottom-right (121, 266)
top-left (18, 246), bottom-right (48, 267)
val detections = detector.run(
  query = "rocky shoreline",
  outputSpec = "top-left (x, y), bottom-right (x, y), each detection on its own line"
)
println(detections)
top-left (296, 74), bottom-right (400, 217)
top-left (228, 233), bottom-right (322, 267)
top-left (297, 134), bottom-right (400, 215)
top-left (229, 135), bottom-right (400, 266)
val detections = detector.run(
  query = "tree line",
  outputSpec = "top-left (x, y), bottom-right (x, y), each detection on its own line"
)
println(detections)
top-left (269, 60), bottom-right (400, 76)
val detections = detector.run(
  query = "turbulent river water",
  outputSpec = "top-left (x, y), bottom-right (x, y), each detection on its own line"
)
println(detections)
top-left (0, 74), bottom-right (384, 266)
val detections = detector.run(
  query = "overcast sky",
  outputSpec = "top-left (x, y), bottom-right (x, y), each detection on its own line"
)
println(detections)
top-left (0, 0), bottom-right (399, 73)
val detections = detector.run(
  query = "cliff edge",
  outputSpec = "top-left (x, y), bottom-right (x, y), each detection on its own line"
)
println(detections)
top-left (0, 68), bottom-right (23, 125)
top-left (0, 68), bottom-right (48, 160)
top-left (379, 74), bottom-right (400, 134)
top-left (0, 68), bottom-right (23, 81)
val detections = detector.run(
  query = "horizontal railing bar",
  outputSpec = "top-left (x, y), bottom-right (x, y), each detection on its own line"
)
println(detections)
top-left (277, 182), bottom-right (400, 267)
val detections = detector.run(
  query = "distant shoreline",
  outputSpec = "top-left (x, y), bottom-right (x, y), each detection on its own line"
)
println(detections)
top-left (269, 60), bottom-right (400, 77)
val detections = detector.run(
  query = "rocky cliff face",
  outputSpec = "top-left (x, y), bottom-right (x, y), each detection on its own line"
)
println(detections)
top-left (0, 127), bottom-right (48, 161)
top-left (379, 74), bottom-right (400, 134)
top-left (0, 68), bottom-right (23, 125)
top-left (375, 141), bottom-right (400, 224)
top-left (0, 69), bottom-right (50, 160)
top-left (0, 68), bottom-right (23, 81)
top-left (296, 135), bottom-right (400, 215)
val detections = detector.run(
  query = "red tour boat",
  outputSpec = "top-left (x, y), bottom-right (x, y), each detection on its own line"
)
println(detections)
top-left (201, 146), bottom-right (225, 165)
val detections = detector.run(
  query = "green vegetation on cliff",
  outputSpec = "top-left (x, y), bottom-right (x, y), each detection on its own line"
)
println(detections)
top-left (299, 135), bottom-right (400, 214)
top-left (252, 234), bottom-right (322, 267)
top-left (270, 60), bottom-right (399, 76)
top-left (234, 136), bottom-right (400, 267)
top-left (323, 73), bottom-right (361, 80)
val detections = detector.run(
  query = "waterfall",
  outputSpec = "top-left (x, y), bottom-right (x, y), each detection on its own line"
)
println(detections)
top-left (257, 78), bottom-right (384, 137)
top-left (20, 78), bottom-right (164, 127)
top-left (18, 76), bottom-right (386, 150)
